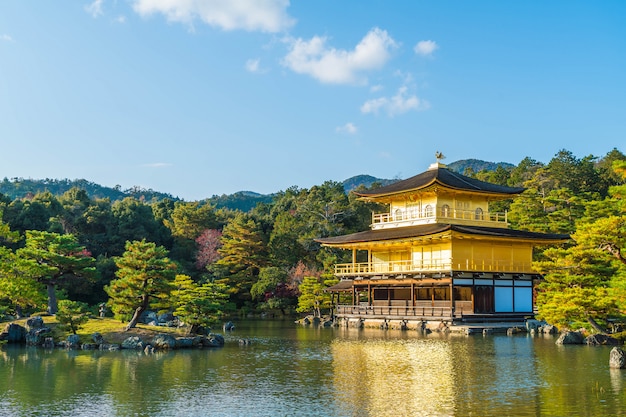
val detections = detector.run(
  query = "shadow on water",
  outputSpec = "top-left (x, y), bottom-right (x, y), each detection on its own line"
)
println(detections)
top-left (0, 320), bottom-right (625, 416)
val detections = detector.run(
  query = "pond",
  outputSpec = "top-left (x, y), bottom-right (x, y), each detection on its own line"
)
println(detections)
top-left (0, 320), bottom-right (624, 416)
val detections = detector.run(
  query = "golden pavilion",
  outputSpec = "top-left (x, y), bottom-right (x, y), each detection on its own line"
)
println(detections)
top-left (316, 158), bottom-right (569, 328)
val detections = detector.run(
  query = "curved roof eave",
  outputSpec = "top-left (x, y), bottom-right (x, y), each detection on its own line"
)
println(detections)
top-left (354, 167), bottom-right (525, 199)
top-left (315, 224), bottom-right (570, 246)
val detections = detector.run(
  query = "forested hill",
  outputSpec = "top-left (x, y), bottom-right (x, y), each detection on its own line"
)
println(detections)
top-left (447, 159), bottom-right (515, 174)
top-left (341, 174), bottom-right (397, 192)
top-left (0, 159), bottom-right (510, 211)
top-left (0, 178), bottom-right (178, 202)
top-left (207, 191), bottom-right (275, 212)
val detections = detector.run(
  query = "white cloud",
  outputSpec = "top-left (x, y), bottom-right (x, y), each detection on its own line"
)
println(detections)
top-left (0, 34), bottom-right (13, 42)
top-left (414, 40), bottom-right (438, 56)
top-left (141, 162), bottom-right (172, 168)
top-left (336, 122), bottom-right (358, 135)
top-left (360, 86), bottom-right (429, 116)
top-left (370, 84), bottom-right (384, 93)
top-left (245, 58), bottom-right (261, 73)
top-left (115, 15), bottom-right (127, 24)
top-left (282, 27), bottom-right (398, 85)
top-left (85, 0), bottom-right (104, 18)
top-left (132, 0), bottom-right (295, 33)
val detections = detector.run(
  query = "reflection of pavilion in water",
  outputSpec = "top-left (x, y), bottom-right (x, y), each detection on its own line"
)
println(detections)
top-left (330, 330), bottom-right (541, 417)
top-left (331, 332), bottom-right (456, 416)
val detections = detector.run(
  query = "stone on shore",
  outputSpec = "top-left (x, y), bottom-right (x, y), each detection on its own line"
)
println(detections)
top-left (201, 333), bottom-right (225, 347)
top-left (556, 331), bottom-right (585, 345)
top-left (585, 334), bottom-right (619, 346)
top-left (1, 323), bottom-right (26, 343)
top-left (152, 334), bottom-right (177, 349)
top-left (122, 336), bottom-right (145, 350)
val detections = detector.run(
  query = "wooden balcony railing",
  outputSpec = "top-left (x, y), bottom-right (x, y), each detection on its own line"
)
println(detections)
top-left (336, 304), bottom-right (453, 318)
top-left (334, 259), bottom-right (532, 276)
top-left (371, 207), bottom-right (508, 228)
top-left (335, 301), bottom-right (473, 318)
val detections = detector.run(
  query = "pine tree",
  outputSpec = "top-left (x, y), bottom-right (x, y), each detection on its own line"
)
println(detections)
top-left (296, 275), bottom-right (338, 318)
top-left (216, 212), bottom-right (268, 303)
top-left (171, 274), bottom-right (229, 334)
top-left (105, 239), bottom-right (177, 331)
top-left (17, 231), bottom-right (97, 314)
top-left (56, 300), bottom-right (90, 335)
top-left (535, 161), bottom-right (626, 331)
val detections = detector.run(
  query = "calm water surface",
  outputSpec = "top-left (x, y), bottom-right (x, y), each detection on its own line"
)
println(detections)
top-left (0, 320), bottom-right (625, 416)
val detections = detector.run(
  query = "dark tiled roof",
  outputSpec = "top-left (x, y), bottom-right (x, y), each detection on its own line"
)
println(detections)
top-left (355, 166), bottom-right (525, 197)
top-left (316, 224), bottom-right (570, 245)
top-left (325, 280), bottom-right (354, 291)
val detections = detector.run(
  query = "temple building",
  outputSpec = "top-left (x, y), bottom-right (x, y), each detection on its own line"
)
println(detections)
top-left (316, 158), bottom-right (569, 328)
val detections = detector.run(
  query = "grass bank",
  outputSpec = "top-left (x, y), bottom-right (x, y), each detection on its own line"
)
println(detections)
top-left (9, 315), bottom-right (185, 345)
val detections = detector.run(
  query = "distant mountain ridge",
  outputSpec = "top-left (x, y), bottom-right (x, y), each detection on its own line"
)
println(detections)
top-left (341, 174), bottom-right (397, 192)
top-left (447, 159), bottom-right (515, 174)
top-left (0, 177), bottom-right (179, 202)
top-left (0, 159), bottom-right (513, 211)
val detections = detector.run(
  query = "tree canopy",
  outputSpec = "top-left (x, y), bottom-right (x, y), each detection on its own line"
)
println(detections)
top-left (0, 148), bottom-right (625, 324)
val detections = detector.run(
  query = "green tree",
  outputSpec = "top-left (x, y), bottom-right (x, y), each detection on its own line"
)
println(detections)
top-left (164, 201), bottom-right (217, 241)
top-left (17, 231), bottom-right (97, 314)
top-left (56, 300), bottom-right (90, 334)
top-left (296, 274), bottom-right (338, 318)
top-left (105, 240), bottom-right (177, 331)
top-left (171, 274), bottom-right (229, 334)
top-left (109, 198), bottom-right (170, 256)
top-left (71, 198), bottom-right (115, 257)
top-left (535, 245), bottom-right (619, 331)
top-left (4, 198), bottom-right (53, 233)
top-left (163, 201), bottom-right (218, 271)
top-left (267, 181), bottom-right (356, 270)
top-left (0, 247), bottom-right (46, 318)
top-left (595, 148), bottom-right (626, 189)
top-left (216, 212), bottom-right (268, 304)
top-left (535, 160), bottom-right (626, 331)
top-left (508, 157), bottom-right (543, 187)
top-left (251, 266), bottom-right (298, 314)
top-left (54, 187), bottom-right (92, 234)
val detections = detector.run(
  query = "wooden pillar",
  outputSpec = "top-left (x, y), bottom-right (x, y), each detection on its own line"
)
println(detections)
top-left (450, 280), bottom-right (454, 318)
top-left (411, 283), bottom-right (415, 307)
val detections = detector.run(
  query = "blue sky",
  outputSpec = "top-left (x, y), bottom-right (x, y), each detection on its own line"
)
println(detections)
top-left (1, 1), bottom-right (624, 201)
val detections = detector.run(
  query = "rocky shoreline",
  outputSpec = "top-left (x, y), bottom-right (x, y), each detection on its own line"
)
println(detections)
top-left (0, 316), bottom-right (226, 353)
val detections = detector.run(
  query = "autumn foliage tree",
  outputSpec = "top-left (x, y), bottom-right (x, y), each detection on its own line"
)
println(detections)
top-left (195, 229), bottom-right (222, 270)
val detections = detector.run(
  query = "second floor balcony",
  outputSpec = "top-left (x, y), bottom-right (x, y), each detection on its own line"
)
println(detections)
top-left (371, 205), bottom-right (508, 229)
top-left (334, 258), bottom-right (532, 277)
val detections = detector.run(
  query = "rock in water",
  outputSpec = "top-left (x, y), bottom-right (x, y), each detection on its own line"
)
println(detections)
top-left (609, 347), bottom-right (626, 369)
